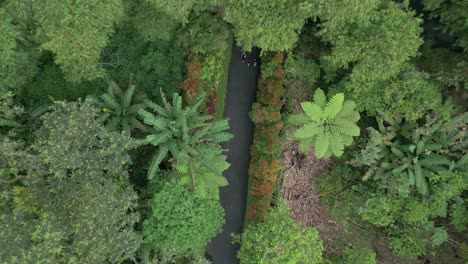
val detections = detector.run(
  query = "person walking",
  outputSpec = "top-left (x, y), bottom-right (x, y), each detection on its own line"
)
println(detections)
top-left (253, 58), bottom-right (257, 67)
top-left (247, 59), bottom-right (251, 66)
top-left (241, 51), bottom-right (247, 63)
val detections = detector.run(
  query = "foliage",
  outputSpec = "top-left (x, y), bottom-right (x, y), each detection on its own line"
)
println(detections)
top-left (423, 0), bottom-right (468, 51)
top-left (290, 88), bottom-right (360, 158)
top-left (0, 91), bottom-right (25, 129)
top-left (142, 178), bottom-right (224, 257)
top-left (284, 53), bottom-right (320, 85)
top-left (247, 53), bottom-right (285, 222)
top-left (171, 153), bottom-right (230, 196)
top-left (0, 7), bottom-right (38, 91)
top-left (177, 11), bottom-right (230, 54)
top-left (224, 0), bottom-right (312, 51)
top-left (88, 81), bottom-right (147, 134)
top-left (180, 54), bottom-right (205, 98)
top-left (234, 201), bottom-right (324, 264)
top-left (0, 101), bottom-right (141, 263)
top-left (129, 0), bottom-right (180, 41)
top-left (18, 63), bottom-right (107, 111)
top-left (138, 92), bottom-right (233, 179)
top-left (319, 2), bottom-right (423, 96)
top-left (353, 111), bottom-right (467, 197)
top-left (33, 101), bottom-right (135, 178)
top-left (29, 0), bottom-right (124, 82)
top-left (102, 24), bottom-right (187, 103)
top-left (352, 66), bottom-right (443, 120)
top-left (332, 247), bottom-right (377, 264)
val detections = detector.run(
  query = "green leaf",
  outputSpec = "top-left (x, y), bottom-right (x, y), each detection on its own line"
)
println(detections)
top-left (323, 93), bottom-right (344, 120)
top-left (294, 123), bottom-right (320, 139)
top-left (416, 141), bottom-right (424, 155)
top-left (329, 132), bottom-right (344, 157)
top-left (301, 102), bottom-right (322, 121)
top-left (313, 88), bottom-right (327, 108)
top-left (122, 85), bottom-right (136, 109)
top-left (147, 147), bottom-right (169, 179)
top-left (315, 130), bottom-right (330, 158)
top-left (391, 147), bottom-right (405, 159)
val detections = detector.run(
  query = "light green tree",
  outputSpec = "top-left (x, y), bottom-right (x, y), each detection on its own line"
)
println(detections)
top-left (234, 201), bottom-right (324, 264)
top-left (289, 88), bottom-right (360, 158)
top-left (4, 0), bottom-right (125, 83)
top-left (224, 0), bottom-right (312, 51)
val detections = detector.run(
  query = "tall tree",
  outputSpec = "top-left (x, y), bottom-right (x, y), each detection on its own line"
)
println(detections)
top-left (224, 0), bottom-right (312, 51)
top-left (0, 101), bottom-right (141, 263)
top-left (0, 5), bottom-right (38, 92)
top-left (318, 1), bottom-right (423, 101)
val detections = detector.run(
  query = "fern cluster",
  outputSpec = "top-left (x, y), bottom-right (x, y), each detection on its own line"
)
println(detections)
top-left (289, 88), bottom-right (360, 158)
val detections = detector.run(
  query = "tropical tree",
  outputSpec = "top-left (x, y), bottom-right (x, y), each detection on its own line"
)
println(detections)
top-left (88, 81), bottom-right (147, 134)
top-left (289, 88), bottom-right (360, 158)
top-left (354, 111), bottom-right (468, 197)
top-left (138, 92), bottom-right (233, 179)
top-left (234, 201), bottom-right (324, 264)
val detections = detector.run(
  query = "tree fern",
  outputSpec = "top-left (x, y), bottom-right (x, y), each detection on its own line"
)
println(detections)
top-left (138, 92), bottom-right (233, 180)
top-left (88, 81), bottom-right (147, 134)
top-left (289, 88), bottom-right (360, 158)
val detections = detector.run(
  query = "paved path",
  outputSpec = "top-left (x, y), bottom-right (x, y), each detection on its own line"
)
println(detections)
top-left (206, 43), bottom-right (260, 263)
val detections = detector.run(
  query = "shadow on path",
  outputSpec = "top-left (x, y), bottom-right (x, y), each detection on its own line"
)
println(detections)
top-left (206, 43), bottom-right (260, 263)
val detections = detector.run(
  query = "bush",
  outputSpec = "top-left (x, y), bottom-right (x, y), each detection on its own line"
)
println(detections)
top-left (332, 247), bottom-right (377, 264)
top-left (235, 201), bottom-right (324, 264)
top-left (142, 179), bottom-right (224, 257)
top-left (246, 53), bottom-right (286, 222)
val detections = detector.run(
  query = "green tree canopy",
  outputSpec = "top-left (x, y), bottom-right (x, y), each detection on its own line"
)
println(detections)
top-left (224, 0), bottom-right (312, 51)
top-left (142, 178), bottom-right (224, 257)
top-left (0, 101), bottom-right (141, 263)
top-left (319, 1), bottom-right (423, 94)
top-left (234, 201), bottom-right (324, 264)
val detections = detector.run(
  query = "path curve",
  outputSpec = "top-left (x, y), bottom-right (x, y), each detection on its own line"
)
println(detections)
top-left (206, 43), bottom-right (260, 263)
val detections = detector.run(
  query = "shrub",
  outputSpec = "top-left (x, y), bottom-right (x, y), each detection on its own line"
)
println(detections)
top-left (142, 179), bottom-right (224, 257)
top-left (246, 53), bottom-right (286, 222)
top-left (234, 201), bottom-right (324, 264)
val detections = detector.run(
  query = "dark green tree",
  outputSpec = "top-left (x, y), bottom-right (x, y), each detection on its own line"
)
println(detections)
top-left (0, 101), bottom-right (141, 263)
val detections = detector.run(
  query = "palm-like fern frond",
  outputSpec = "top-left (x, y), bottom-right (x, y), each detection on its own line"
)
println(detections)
top-left (289, 88), bottom-right (360, 158)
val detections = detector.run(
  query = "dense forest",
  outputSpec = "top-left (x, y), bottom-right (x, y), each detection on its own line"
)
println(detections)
top-left (0, 0), bottom-right (466, 263)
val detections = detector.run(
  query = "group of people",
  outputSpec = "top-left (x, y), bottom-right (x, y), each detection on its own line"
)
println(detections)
top-left (241, 51), bottom-right (257, 67)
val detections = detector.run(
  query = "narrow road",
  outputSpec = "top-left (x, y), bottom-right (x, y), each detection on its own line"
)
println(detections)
top-left (206, 43), bottom-right (260, 263)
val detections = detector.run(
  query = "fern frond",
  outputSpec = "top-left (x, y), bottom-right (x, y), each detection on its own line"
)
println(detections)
top-left (298, 137), bottom-right (314, 152)
top-left (313, 88), bottom-right (327, 108)
top-left (323, 93), bottom-right (344, 120)
top-left (301, 102), bottom-right (322, 121)
top-left (315, 130), bottom-right (330, 158)
top-left (288, 113), bottom-right (309, 126)
top-left (329, 132), bottom-right (344, 157)
top-left (294, 122), bottom-right (320, 139)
